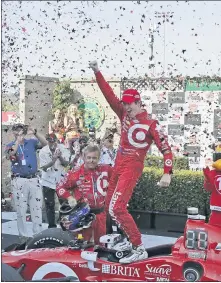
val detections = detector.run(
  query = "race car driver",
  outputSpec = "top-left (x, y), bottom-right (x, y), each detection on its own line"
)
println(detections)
top-left (56, 144), bottom-right (113, 244)
top-left (89, 61), bottom-right (173, 263)
top-left (203, 154), bottom-right (221, 228)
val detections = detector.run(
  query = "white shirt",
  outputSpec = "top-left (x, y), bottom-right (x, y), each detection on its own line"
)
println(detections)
top-left (39, 144), bottom-right (70, 189)
top-left (99, 146), bottom-right (116, 167)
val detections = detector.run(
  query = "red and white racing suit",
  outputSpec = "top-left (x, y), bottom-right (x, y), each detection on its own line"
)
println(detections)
top-left (95, 71), bottom-right (173, 246)
top-left (56, 164), bottom-right (113, 244)
top-left (203, 167), bottom-right (221, 227)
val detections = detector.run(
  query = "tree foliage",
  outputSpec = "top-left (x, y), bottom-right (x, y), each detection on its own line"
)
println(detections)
top-left (52, 80), bottom-right (83, 113)
top-left (2, 101), bottom-right (19, 112)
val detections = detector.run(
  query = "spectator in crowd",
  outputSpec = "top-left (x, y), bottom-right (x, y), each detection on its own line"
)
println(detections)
top-left (5, 124), bottom-right (47, 241)
top-left (1, 191), bottom-right (7, 209)
top-left (99, 131), bottom-right (116, 167)
top-left (64, 105), bottom-right (82, 148)
top-left (39, 133), bottom-right (70, 228)
top-left (56, 144), bottom-right (113, 245)
top-left (70, 135), bottom-right (88, 170)
top-left (49, 109), bottom-right (65, 143)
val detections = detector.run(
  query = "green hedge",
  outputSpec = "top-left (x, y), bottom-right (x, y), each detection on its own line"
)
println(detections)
top-left (145, 156), bottom-right (189, 170)
top-left (129, 167), bottom-right (210, 217)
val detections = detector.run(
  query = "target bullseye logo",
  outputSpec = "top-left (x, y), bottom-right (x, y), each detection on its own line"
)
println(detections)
top-left (165, 159), bottom-right (172, 167)
top-left (97, 171), bottom-right (109, 196)
top-left (32, 262), bottom-right (79, 280)
top-left (58, 189), bottom-right (65, 196)
top-left (136, 131), bottom-right (146, 141)
top-left (128, 124), bottom-right (150, 148)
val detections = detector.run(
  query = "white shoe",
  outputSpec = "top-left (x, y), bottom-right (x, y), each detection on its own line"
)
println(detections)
top-left (119, 245), bottom-right (148, 264)
top-left (111, 238), bottom-right (132, 252)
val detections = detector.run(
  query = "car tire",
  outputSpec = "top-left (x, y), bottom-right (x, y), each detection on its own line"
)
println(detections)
top-left (26, 228), bottom-right (75, 249)
top-left (1, 263), bottom-right (24, 282)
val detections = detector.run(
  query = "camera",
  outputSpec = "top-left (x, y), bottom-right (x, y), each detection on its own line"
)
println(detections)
top-left (89, 127), bottom-right (96, 138)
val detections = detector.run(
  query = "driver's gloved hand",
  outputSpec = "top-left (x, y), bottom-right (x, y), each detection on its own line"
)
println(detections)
top-left (68, 196), bottom-right (77, 208)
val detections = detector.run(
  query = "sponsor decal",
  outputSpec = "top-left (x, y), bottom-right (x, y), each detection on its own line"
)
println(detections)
top-left (96, 171), bottom-right (108, 196)
top-left (184, 113), bottom-right (201, 126)
top-left (152, 103), bottom-right (168, 114)
top-left (102, 264), bottom-right (140, 277)
top-left (32, 262), bottom-right (79, 280)
top-left (165, 159), bottom-right (172, 167)
top-left (168, 92), bottom-right (185, 104)
top-left (109, 192), bottom-right (122, 219)
top-left (188, 251), bottom-right (206, 260)
top-left (168, 124), bottom-right (184, 136)
top-left (145, 278), bottom-right (169, 282)
top-left (33, 237), bottom-right (64, 246)
top-left (184, 145), bottom-right (201, 158)
top-left (79, 263), bottom-right (88, 268)
top-left (11, 249), bottom-right (34, 256)
top-left (58, 188), bottom-right (65, 196)
top-left (128, 124), bottom-right (150, 148)
top-left (144, 264), bottom-right (172, 281)
top-left (215, 175), bottom-right (221, 194)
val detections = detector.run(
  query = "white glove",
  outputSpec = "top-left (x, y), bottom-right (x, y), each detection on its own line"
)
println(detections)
top-left (158, 174), bottom-right (172, 188)
top-left (89, 61), bottom-right (99, 73)
top-left (67, 196), bottom-right (77, 208)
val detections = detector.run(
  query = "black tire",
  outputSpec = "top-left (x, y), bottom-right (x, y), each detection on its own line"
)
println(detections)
top-left (26, 228), bottom-right (75, 249)
top-left (1, 263), bottom-right (24, 282)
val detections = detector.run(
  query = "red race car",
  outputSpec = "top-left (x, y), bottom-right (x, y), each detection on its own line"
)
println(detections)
top-left (2, 207), bottom-right (221, 282)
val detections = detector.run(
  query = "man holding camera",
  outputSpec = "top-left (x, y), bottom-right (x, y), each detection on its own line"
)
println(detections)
top-left (5, 124), bottom-right (47, 241)
top-left (39, 133), bottom-right (70, 228)
top-left (89, 61), bottom-right (173, 263)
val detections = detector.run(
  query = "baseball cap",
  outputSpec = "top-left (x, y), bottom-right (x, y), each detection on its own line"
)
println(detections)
top-left (45, 133), bottom-right (57, 142)
top-left (121, 89), bottom-right (141, 104)
top-left (79, 135), bottom-right (89, 143)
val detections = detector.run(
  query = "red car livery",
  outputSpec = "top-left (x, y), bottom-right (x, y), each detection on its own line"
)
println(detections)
top-left (2, 212), bottom-right (221, 282)
top-left (203, 167), bottom-right (221, 227)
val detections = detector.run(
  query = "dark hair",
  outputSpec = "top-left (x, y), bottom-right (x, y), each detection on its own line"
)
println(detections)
top-left (12, 124), bottom-right (28, 134)
top-left (45, 133), bottom-right (58, 142)
top-left (12, 123), bottom-right (25, 131)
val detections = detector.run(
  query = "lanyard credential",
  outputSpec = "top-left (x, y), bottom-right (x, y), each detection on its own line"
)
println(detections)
top-left (19, 144), bottom-right (26, 165)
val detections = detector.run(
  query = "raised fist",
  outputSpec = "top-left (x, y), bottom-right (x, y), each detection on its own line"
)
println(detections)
top-left (89, 61), bottom-right (99, 73)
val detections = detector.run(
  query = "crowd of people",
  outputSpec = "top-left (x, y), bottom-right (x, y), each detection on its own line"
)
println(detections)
top-left (5, 121), bottom-right (117, 241)
top-left (4, 60), bottom-right (220, 264)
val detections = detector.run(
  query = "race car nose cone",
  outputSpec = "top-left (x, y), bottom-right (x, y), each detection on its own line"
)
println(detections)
top-left (187, 207), bottom-right (199, 215)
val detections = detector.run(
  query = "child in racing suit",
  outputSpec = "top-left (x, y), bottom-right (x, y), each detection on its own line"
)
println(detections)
top-left (89, 61), bottom-right (173, 263)
top-left (203, 158), bottom-right (221, 227)
top-left (56, 144), bottom-right (112, 244)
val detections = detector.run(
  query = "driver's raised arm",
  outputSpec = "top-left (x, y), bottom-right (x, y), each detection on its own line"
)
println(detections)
top-left (89, 61), bottom-right (124, 119)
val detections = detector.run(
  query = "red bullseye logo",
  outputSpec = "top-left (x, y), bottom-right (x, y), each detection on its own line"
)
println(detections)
top-left (128, 124), bottom-right (150, 148)
top-left (32, 262), bottom-right (79, 280)
top-left (97, 171), bottom-right (109, 196)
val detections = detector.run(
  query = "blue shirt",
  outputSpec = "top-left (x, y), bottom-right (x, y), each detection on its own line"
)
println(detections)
top-left (6, 139), bottom-right (40, 177)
